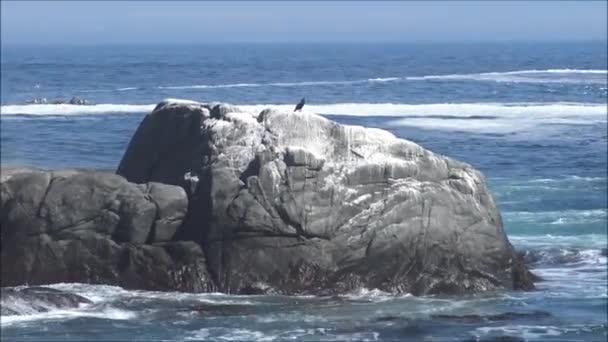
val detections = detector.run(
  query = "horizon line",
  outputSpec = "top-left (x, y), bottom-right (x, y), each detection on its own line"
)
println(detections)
top-left (2, 39), bottom-right (607, 46)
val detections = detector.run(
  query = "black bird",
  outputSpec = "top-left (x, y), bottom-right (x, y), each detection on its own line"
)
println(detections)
top-left (294, 97), bottom-right (305, 112)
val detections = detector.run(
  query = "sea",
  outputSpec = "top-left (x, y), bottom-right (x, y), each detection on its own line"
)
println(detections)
top-left (1, 42), bottom-right (607, 341)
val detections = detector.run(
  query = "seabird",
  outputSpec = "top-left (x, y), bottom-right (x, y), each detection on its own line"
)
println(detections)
top-left (294, 97), bottom-right (305, 112)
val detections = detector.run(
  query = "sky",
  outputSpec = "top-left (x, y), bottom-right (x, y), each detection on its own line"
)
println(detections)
top-left (1, 1), bottom-right (607, 45)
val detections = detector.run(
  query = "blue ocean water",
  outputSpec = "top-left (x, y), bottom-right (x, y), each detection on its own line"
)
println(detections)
top-left (1, 42), bottom-right (607, 341)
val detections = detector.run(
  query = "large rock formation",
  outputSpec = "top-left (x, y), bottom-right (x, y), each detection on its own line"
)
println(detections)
top-left (0, 99), bottom-right (534, 295)
top-left (115, 99), bottom-right (534, 295)
top-left (0, 169), bottom-right (214, 292)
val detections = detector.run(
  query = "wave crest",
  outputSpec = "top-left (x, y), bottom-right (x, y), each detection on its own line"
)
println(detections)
top-left (405, 69), bottom-right (608, 84)
top-left (2, 102), bottom-right (605, 134)
top-left (87, 69), bottom-right (606, 92)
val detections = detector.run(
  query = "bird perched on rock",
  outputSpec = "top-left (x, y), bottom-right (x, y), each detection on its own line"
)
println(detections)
top-left (294, 97), bottom-right (305, 112)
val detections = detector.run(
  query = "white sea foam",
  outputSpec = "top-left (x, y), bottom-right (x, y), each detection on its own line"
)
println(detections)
top-left (149, 69), bottom-right (608, 89)
top-left (509, 234), bottom-right (608, 250)
top-left (1, 306), bottom-right (136, 326)
top-left (185, 328), bottom-right (274, 341)
top-left (157, 79), bottom-right (363, 90)
top-left (47, 283), bottom-right (256, 305)
top-left (70, 68), bottom-right (608, 94)
top-left (368, 77), bottom-right (401, 82)
top-left (406, 69), bottom-right (608, 84)
top-left (2, 102), bottom-right (606, 135)
top-left (522, 247), bottom-right (607, 268)
top-left (503, 208), bottom-right (608, 225)
top-left (474, 324), bottom-right (563, 340)
top-left (243, 102), bottom-right (607, 117)
top-left (342, 288), bottom-right (398, 302)
top-left (523, 176), bottom-right (607, 183)
top-left (2, 101), bottom-right (604, 118)
top-left (376, 102), bottom-right (607, 134)
top-left (0, 103), bottom-right (155, 116)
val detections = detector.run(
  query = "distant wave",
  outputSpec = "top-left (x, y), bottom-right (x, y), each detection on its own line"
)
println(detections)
top-left (242, 102), bottom-right (607, 117)
top-left (0, 104), bottom-right (155, 116)
top-left (509, 233), bottom-right (608, 250)
top-left (78, 86), bottom-right (140, 93)
top-left (2, 102), bottom-right (606, 118)
top-left (152, 69), bottom-right (607, 90)
top-left (522, 247), bottom-right (607, 267)
top-left (518, 69), bottom-right (607, 74)
top-left (404, 69), bottom-right (608, 84)
top-left (71, 69), bottom-right (607, 93)
top-left (503, 208), bottom-right (607, 225)
top-left (157, 79), bottom-right (369, 90)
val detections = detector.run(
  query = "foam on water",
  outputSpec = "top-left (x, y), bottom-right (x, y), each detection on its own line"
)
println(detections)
top-left (405, 69), bottom-right (608, 84)
top-left (1, 306), bottom-right (137, 326)
top-left (2, 102), bottom-right (605, 132)
top-left (509, 234), bottom-right (607, 249)
top-left (474, 324), bottom-right (564, 340)
top-left (185, 328), bottom-right (275, 341)
top-left (0, 103), bottom-right (155, 116)
top-left (103, 69), bottom-right (608, 91)
top-left (522, 247), bottom-right (607, 267)
top-left (47, 283), bottom-right (257, 306)
top-left (157, 79), bottom-right (364, 90)
top-left (503, 209), bottom-right (607, 225)
top-left (341, 288), bottom-right (405, 303)
top-left (521, 176), bottom-right (607, 183)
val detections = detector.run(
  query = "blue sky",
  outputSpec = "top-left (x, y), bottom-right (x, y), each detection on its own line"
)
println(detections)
top-left (1, 1), bottom-right (606, 44)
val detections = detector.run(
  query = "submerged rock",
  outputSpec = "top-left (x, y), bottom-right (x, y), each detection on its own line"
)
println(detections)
top-left (430, 311), bottom-right (552, 323)
top-left (0, 169), bottom-right (214, 292)
top-left (68, 96), bottom-right (89, 105)
top-left (115, 99), bottom-right (535, 295)
top-left (0, 286), bottom-right (92, 316)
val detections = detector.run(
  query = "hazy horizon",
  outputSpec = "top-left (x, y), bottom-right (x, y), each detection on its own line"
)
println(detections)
top-left (1, 1), bottom-right (606, 45)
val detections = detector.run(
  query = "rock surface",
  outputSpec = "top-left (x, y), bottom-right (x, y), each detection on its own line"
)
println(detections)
top-left (1, 286), bottom-right (92, 316)
top-left (0, 169), bottom-right (214, 292)
top-left (115, 99), bottom-right (535, 295)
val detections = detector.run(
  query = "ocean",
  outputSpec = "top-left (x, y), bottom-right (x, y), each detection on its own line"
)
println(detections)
top-left (1, 42), bottom-right (607, 341)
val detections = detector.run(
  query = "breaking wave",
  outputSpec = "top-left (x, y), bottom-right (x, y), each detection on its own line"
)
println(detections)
top-left (2, 101), bottom-right (605, 135)
top-left (522, 247), bottom-right (607, 267)
top-left (3, 101), bottom-right (605, 118)
top-left (405, 69), bottom-right (608, 84)
top-left (148, 69), bottom-right (608, 90)
top-left (1, 103), bottom-right (156, 116)
top-left (503, 209), bottom-right (607, 226)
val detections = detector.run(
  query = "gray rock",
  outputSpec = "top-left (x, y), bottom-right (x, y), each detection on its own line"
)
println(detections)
top-left (25, 97), bottom-right (90, 105)
top-left (147, 182), bottom-right (188, 242)
top-left (68, 96), bottom-right (89, 105)
top-left (117, 99), bottom-right (535, 295)
top-left (1, 170), bottom-right (214, 292)
top-left (210, 103), bottom-right (241, 119)
top-left (116, 99), bottom-right (210, 185)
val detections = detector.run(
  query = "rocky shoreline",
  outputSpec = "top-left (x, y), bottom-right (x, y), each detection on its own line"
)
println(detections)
top-left (1, 99), bottom-right (536, 296)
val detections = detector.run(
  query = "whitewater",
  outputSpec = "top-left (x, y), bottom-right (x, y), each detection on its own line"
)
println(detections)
top-left (82, 69), bottom-right (608, 91)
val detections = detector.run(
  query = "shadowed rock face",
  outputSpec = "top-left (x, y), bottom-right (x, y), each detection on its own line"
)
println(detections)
top-left (0, 169), bottom-right (215, 292)
top-left (116, 99), bottom-right (535, 295)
